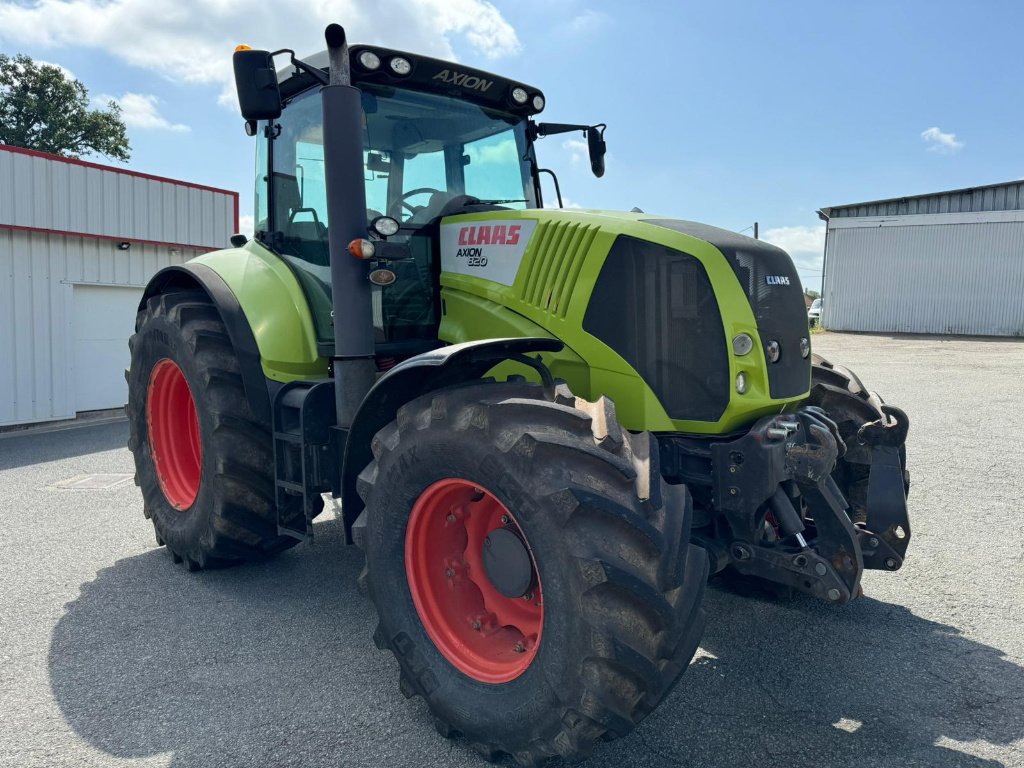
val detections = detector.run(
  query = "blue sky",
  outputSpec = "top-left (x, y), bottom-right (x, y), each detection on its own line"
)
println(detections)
top-left (2, 0), bottom-right (1022, 290)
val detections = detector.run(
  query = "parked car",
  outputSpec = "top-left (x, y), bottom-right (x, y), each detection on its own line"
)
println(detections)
top-left (808, 297), bottom-right (822, 327)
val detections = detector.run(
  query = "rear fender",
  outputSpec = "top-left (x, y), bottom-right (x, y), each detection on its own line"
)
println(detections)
top-left (139, 242), bottom-right (328, 427)
top-left (140, 263), bottom-right (272, 428)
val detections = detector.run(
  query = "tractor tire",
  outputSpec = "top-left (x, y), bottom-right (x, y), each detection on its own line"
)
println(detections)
top-left (806, 354), bottom-right (909, 523)
top-left (358, 379), bottom-right (708, 765)
top-left (127, 289), bottom-right (307, 570)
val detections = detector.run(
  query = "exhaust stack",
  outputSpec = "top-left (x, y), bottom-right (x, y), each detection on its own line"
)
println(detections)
top-left (320, 24), bottom-right (376, 430)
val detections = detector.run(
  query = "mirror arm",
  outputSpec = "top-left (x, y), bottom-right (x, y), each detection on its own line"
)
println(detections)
top-left (270, 48), bottom-right (330, 86)
top-left (534, 122), bottom-right (591, 138)
top-left (262, 48), bottom-right (329, 86)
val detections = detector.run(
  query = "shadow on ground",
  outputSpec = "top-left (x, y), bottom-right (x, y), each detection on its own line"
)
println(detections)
top-left (0, 421), bottom-right (129, 471)
top-left (49, 522), bottom-right (1022, 768)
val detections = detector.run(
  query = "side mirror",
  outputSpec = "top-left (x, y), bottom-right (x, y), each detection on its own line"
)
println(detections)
top-left (233, 49), bottom-right (282, 121)
top-left (587, 125), bottom-right (606, 178)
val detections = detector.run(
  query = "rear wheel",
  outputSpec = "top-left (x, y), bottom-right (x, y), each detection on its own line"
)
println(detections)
top-left (127, 289), bottom-right (305, 569)
top-left (358, 380), bottom-right (708, 765)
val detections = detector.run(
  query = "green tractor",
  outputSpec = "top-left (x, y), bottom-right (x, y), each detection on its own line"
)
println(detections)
top-left (127, 25), bottom-right (911, 765)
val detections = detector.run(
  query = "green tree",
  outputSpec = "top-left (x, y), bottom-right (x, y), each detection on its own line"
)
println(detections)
top-left (0, 54), bottom-right (130, 162)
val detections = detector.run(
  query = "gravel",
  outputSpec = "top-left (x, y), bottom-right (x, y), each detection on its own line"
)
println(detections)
top-left (1, 331), bottom-right (1022, 768)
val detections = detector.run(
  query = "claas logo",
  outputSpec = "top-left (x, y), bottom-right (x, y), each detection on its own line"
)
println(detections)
top-left (457, 224), bottom-right (522, 246)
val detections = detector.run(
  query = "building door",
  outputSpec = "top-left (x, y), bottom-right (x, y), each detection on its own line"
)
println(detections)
top-left (73, 285), bottom-right (144, 413)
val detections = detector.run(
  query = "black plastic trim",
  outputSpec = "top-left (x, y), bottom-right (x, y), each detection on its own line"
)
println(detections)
top-left (141, 264), bottom-right (272, 429)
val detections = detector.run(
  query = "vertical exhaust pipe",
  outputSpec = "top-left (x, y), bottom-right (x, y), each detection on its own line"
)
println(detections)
top-left (321, 24), bottom-right (376, 431)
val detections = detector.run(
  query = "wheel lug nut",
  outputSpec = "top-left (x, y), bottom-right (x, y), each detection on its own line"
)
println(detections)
top-left (500, 514), bottom-right (510, 525)
top-left (513, 642), bottom-right (525, 653)
top-left (446, 513), bottom-right (456, 523)
top-left (445, 568), bottom-right (454, 578)
top-left (523, 592), bottom-right (534, 601)
top-left (472, 620), bottom-right (482, 630)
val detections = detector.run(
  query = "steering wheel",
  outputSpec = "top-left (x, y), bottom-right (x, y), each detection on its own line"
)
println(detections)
top-left (400, 187), bottom-right (445, 218)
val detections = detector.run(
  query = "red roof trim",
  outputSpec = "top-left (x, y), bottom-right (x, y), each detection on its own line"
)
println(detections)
top-left (0, 222), bottom-right (222, 253)
top-left (0, 143), bottom-right (239, 199)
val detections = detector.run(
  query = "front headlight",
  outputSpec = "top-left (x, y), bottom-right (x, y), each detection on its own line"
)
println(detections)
top-left (732, 333), bottom-right (754, 356)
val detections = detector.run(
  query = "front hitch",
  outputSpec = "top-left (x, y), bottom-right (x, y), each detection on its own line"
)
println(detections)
top-left (703, 395), bottom-right (912, 603)
top-left (857, 405), bottom-right (911, 570)
top-left (710, 408), bottom-right (865, 603)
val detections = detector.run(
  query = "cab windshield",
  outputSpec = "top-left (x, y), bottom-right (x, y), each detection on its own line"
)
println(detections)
top-left (254, 84), bottom-right (537, 344)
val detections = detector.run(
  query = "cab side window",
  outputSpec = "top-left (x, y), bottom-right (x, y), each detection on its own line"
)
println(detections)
top-left (399, 149), bottom-right (448, 220)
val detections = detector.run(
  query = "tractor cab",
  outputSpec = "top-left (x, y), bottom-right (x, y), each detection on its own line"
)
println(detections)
top-left (249, 47), bottom-right (550, 356)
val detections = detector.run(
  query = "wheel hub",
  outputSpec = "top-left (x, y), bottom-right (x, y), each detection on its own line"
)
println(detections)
top-left (404, 479), bottom-right (543, 684)
top-left (482, 527), bottom-right (534, 598)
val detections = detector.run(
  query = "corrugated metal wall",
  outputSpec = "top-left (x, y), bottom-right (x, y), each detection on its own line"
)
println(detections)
top-left (822, 213), bottom-right (1024, 336)
top-left (0, 147), bottom-right (236, 426)
top-left (0, 229), bottom-right (195, 425)
top-left (0, 146), bottom-right (236, 249)
top-left (828, 180), bottom-right (1024, 218)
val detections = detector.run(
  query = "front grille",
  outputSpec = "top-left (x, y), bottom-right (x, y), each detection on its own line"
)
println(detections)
top-left (583, 236), bottom-right (730, 422)
top-left (645, 219), bottom-right (810, 398)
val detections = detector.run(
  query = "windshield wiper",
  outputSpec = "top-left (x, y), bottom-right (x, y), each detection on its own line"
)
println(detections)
top-left (471, 198), bottom-right (527, 205)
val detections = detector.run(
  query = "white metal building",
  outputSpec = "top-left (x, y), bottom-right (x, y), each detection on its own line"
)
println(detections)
top-left (0, 144), bottom-right (238, 426)
top-left (819, 180), bottom-right (1024, 336)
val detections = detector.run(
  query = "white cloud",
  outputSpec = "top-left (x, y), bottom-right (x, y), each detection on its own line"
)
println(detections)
top-left (36, 59), bottom-right (75, 80)
top-left (567, 9), bottom-right (612, 36)
top-left (762, 224), bottom-right (825, 255)
top-left (543, 197), bottom-right (582, 209)
top-left (921, 126), bottom-right (963, 154)
top-left (97, 92), bottom-right (190, 132)
top-left (238, 214), bottom-right (255, 236)
top-left (0, 0), bottom-right (520, 107)
top-left (563, 137), bottom-right (588, 164)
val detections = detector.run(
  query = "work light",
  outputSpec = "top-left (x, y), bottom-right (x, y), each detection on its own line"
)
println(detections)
top-left (511, 87), bottom-right (528, 104)
top-left (389, 57), bottom-right (412, 75)
top-left (372, 216), bottom-right (400, 237)
top-left (358, 51), bottom-right (381, 70)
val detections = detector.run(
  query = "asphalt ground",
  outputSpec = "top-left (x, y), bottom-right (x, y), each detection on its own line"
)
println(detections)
top-left (1, 332), bottom-right (1022, 768)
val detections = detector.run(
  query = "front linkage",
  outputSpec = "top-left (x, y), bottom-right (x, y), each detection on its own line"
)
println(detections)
top-left (663, 399), bottom-right (910, 603)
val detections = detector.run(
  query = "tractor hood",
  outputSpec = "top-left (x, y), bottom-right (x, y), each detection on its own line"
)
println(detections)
top-left (437, 208), bottom-right (811, 434)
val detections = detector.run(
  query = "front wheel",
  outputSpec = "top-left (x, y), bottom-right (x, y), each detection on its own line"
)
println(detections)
top-left (358, 380), bottom-right (708, 765)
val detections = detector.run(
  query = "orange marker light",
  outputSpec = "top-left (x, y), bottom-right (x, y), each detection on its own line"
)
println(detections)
top-left (234, 44), bottom-right (252, 52)
top-left (348, 238), bottom-right (375, 259)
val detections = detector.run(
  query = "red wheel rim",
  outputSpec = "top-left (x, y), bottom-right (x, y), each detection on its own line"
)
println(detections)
top-left (146, 358), bottom-right (202, 510)
top-left (405, 479), bottom-right (543, 683)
